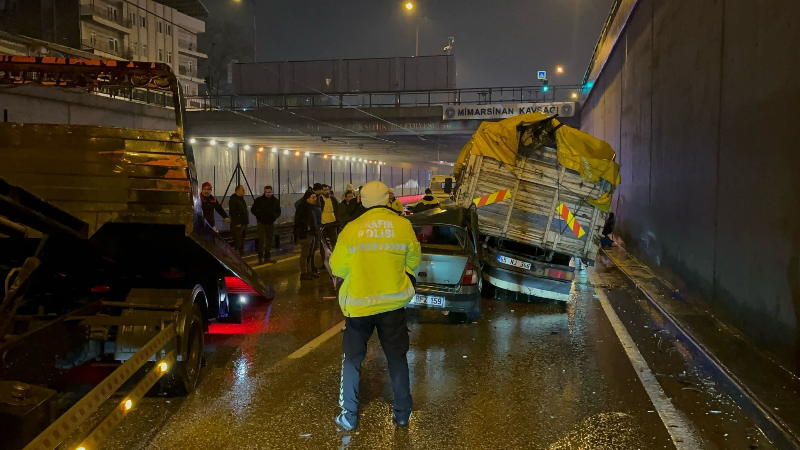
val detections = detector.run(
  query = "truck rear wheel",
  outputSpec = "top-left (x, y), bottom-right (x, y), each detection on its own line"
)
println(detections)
top-left (160, 303), bottom-right (204, 396)
top-left (481, 280), bottom-right (496, 299)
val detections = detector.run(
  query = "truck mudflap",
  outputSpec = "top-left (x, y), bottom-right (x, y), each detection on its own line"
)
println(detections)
top-left (482, 258), bottom-right (573, 302)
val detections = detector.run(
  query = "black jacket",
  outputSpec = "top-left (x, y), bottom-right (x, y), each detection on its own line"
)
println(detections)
top-left (335, 199), bottom-right (354, 225)
top-left (350, 202), bottom-right (367, 220)
top-left (251, 194), bottom-right (281, 224)
top-left (294, 200), bottom-right (317, 240)
top-left (229, 194), bottom-right (249, 227)
top-left (200, 194), bottom-right (228, 225)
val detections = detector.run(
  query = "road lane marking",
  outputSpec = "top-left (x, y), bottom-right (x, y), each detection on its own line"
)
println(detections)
top-left (588, 269), bottom-right (700, 449)
top-left (287, 320), bottom-right (345, 359)
top-left (251, 254), bottom-right (300, 269)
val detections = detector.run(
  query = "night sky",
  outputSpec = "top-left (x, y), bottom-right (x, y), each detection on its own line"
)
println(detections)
top-left (201, 0), bottom-right (613, 88)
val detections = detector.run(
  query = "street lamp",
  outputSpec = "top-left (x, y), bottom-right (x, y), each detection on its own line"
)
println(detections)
top-left (556, 66), bottom-right (564, 74)
top-left (403, 2), bottom-right (421, 57)
top-left (233, 0), bottom-right (257, 62)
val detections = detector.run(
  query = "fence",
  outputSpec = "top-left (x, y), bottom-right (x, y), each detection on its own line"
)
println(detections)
top-left (200, 165), bottom-right (433, 209)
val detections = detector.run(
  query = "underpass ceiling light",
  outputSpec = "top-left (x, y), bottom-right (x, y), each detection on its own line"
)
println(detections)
top-left (345, 156), bottom-right (350, 161)
top-left (358, 158), bottom-right (363, 162)
top-left (227, 142), bottom-right (234, 148)
top-left (259, 147), bottom-right (264, 152)
top-left (323, 155), bottom-right (328, 159)
top-left (283, 150), bottom-right (289, 155)
top-left (272, 147), bottom-right (277, 153)
top-left (210, 140), bottom-right (217, 145)
top-left (304, 151), bottom-right (310, 156)
top-left (244, 145), bottom-right (250, 150)
top-left (189, 138), bottom-right (196, 144)
top-left (295, 151), bottom-right (300, 156)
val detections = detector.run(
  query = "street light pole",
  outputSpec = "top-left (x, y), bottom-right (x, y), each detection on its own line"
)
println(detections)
top-left (250, 0), bottom-right (257, 62)
top-left (415, 24), bottom-right (419, 57)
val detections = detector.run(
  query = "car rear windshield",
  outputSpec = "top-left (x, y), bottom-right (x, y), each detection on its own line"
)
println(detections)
top-left (413, 225), bottom-right (467, 249)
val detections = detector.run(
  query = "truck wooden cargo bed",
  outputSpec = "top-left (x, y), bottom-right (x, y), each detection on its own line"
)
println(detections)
top-left (455, 148), bottom-right (607, 262)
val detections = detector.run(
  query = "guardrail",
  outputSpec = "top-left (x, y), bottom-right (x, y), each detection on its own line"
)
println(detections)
top-left (185, 85), bottom-right (584, 111)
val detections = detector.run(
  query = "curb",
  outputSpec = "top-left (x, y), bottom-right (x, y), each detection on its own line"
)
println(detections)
top-left (602, 248), bottom-right (800, 450)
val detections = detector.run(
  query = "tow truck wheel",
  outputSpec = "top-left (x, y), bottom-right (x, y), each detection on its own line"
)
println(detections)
top-left (480, 280), bottom-right (496, 299)
top-left (160, 303), bottom-right (204, 396)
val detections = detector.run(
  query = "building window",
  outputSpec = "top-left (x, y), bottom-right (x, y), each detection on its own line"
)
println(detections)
top-left (167, 52), bottom-right (172, 64)
top-left (140, 16), bottom-right (146, 28)
top-left (129, 12), bottom-right (136, 26)
top-left (157, 21), bottom-right (162, 33)
top-left (108, 38), bottom-right (118, 53)
top-left (158, 49), bottom-right (163, 61)
top-left (132, 43), bottom-right (137, 55)
top-left (142, 43), bottom-right (147, 55)
top-left (188, 61), bottom-right (193, 74)
top-left (90, 30), bottom-right (96, 45)
top-left (166, 24), bottom-right (172, 36)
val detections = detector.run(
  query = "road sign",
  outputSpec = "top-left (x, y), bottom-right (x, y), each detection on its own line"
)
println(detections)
top-left (537, 70), bottom-right (547, 80)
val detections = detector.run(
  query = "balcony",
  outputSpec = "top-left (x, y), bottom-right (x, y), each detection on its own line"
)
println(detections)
top-left (177, 39), bottom-right (207, 59)
top-left (81, 39), bottom-right (132, 60)
top-left (80, 3), bottom-right (132, 32)
top-left (178, 65), bottom-right (198, 78)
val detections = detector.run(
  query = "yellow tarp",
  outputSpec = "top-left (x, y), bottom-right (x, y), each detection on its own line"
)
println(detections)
top-left (454, 112), bottom-right (621, 211)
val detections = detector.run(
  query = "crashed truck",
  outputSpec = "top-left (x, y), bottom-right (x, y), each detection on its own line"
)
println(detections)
top-left (446, 112), bottom-right (620, 301)
top-left (0, 57), bottom-right (273, 450)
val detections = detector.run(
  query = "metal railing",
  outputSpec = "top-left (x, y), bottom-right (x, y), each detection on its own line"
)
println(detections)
top-left (80, 3), bottom-right (132, 28)
top-left (185, 85), bottom-right (583, 111)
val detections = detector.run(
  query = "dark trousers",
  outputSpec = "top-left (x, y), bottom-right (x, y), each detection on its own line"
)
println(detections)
top-left (257, 222), bottom-right (275, 259)
top-left (319, 224), bottom-right (337, 260)
top-left (298, 236), bottom-right (313, 274)
top-left (339, 307), bottom-right (412, 424)
top-left (231, 225), bottom-right (246, 254)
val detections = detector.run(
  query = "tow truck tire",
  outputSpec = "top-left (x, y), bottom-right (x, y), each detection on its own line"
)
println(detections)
top-left (160, 303), bottom-right (204, 396)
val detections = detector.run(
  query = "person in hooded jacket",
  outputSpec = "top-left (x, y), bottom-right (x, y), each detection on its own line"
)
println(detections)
top-left (412, 188), bottom-right (440, 213)
top-left (294, 189), bottom-right (319, 280)
top-left (200, 182), bottom-right (230, 230)
top-left (229, 185), bottom-right (249, 255)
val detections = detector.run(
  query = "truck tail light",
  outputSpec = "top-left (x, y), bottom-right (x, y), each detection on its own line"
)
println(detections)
top-left (461, 261), bottom-right (478, 286)
top-left (547, 268), bottom-right (574, 281)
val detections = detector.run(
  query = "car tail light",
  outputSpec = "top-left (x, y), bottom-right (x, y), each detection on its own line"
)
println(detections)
top-left (461, 261), bottom-right (478, 286)
top-left (547, 269), bottom-right (574, 281)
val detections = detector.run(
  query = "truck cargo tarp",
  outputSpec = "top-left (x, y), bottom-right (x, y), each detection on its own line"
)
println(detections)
top-left (454, 112), bottom-right (621, 210)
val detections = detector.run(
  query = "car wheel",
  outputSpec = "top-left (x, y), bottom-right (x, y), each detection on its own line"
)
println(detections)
top-left (160, 303), bottom-right (204, 396)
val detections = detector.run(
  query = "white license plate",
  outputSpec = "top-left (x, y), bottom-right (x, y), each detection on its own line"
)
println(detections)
top-left (498, 255), bottom-right (532, 270)
top-left (412, 294), bottom-right (446, 307)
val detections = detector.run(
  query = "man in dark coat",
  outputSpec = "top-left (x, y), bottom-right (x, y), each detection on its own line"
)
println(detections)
top-left (229, 185), bottom-right (249, 255)
top-left (251, 185), bottom-right (282, 264)
top-left (200, 182), bottom-right (230, 230)
top-left (294, 190), bottom-right (319, 280)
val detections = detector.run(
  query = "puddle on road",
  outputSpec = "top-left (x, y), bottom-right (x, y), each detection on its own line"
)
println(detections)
top-left (547, 412), bottom-right (650, 449)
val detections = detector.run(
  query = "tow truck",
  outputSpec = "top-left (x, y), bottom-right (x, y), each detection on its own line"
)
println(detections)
top-left (0, 57), bottom-right (274, 450)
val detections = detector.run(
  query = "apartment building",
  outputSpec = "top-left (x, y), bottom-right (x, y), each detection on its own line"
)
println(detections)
top-left (0, 0), bottom-right (207, 96)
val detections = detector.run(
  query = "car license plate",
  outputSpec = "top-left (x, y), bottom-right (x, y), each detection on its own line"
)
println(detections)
top-left (498, 254), bottom-right (532, 270)
top-left (412, 294), bottom-right (445, 307)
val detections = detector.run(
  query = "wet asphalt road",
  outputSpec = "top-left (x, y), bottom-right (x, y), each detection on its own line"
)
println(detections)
top-left (92, 252), bottom-right (772, 450)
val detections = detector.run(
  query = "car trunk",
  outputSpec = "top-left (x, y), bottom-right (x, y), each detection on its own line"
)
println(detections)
top-left (416, 247), bottom-right (468, 286)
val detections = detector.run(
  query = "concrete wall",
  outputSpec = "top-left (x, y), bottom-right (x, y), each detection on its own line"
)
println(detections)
top-left (581, 0), bottom-right (800, 371)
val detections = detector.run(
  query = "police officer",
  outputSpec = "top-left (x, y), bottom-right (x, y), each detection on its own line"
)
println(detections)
top-left (387, 188), bottom-right (403, 215)
top-left (412, 188), bottom-right (440, 213)
top-left (330, 181), bottom-right (421, 431)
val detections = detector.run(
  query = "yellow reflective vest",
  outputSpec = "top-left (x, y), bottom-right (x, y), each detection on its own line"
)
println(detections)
top-left (330, 207), bottom-right (422, 317)
top-left (387, 198), bottom-right (403, 214)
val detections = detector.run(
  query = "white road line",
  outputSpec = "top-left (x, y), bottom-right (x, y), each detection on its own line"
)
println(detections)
top-left (287, 320), bottom-right (345, 359)
top-left (251, 254), bottom-right (300, 269)
top-left (588, 269), bottom-right (700, 449)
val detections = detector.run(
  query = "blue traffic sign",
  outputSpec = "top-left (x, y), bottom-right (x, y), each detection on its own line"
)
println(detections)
top-left (537, 70), bottom-right (547, 80)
